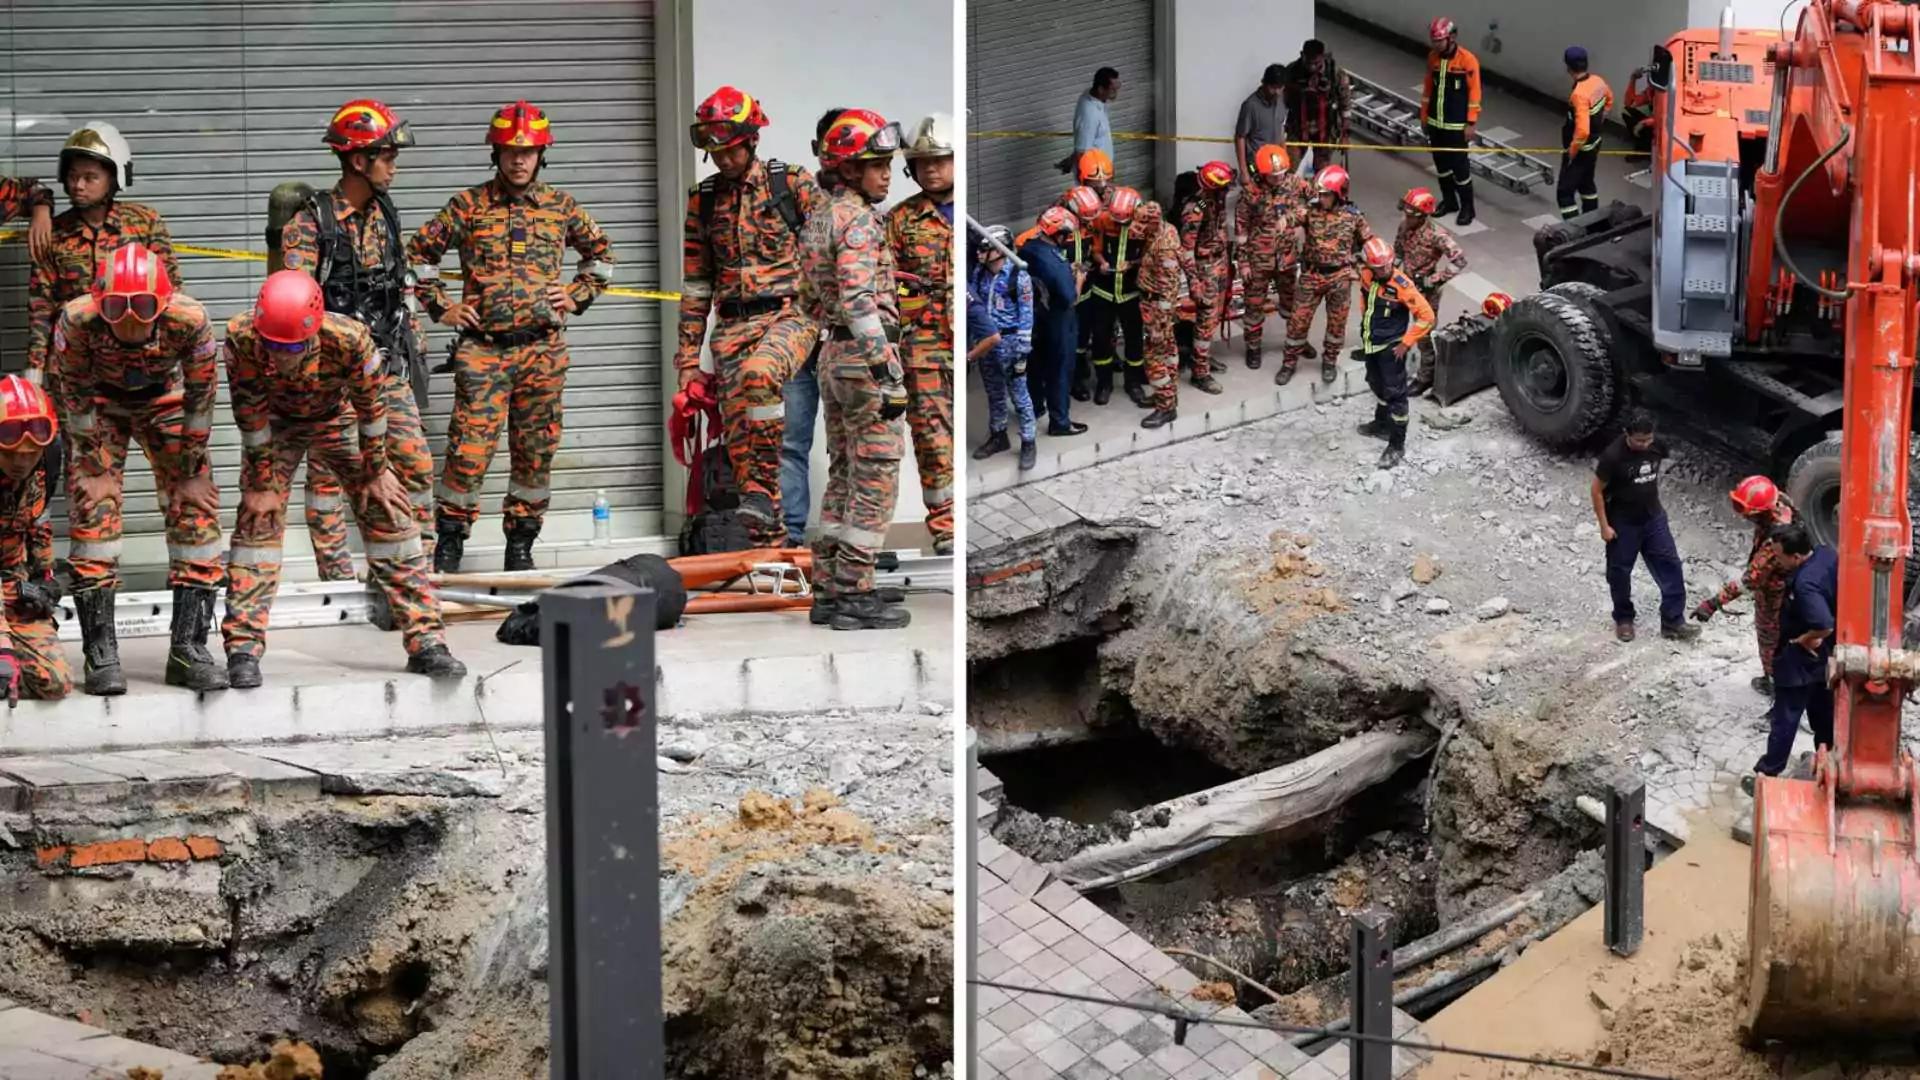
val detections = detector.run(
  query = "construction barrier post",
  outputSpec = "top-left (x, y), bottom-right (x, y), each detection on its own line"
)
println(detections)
top-left (1604, 775), bottom-right (1647, 958)
top-left (1350, 909), bottom-right (1394, 1080)
top-left (542, 581), bottom-right (664, 1079)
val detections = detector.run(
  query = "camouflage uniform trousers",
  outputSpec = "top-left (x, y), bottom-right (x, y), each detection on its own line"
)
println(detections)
top-left (710, 307), bottom-right (816, 540)
top-left (901, 325), bottom-right (954, 549)
top-left (223, 414), bottom-right (446, 660)
top-left (1754, 580), bottom-right (1786, 678)
top-left (1241, 255), bottom-right (1298, 354)
top-left (810, 342), bottom-right (904, 599)
top-left (66, 393), bottom-right (225, 592)
top-left (437, 334), bottom-right (568, 536)
top-left (2, 597), bottom-right (71, 701)
top-left (1414, 287), bottom-right (1445, 382)
top-left (1285, 269), bottom-right (1355, 373)
top-left (300, 376), bottom-right (437, 579)
top-left (1143, 298), bottom-right (1179, 412)
top-left (1188, 254), bottom-right (1229, 377)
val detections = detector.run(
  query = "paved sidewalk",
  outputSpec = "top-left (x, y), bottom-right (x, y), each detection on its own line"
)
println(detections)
top-left (0, 998), bottom-right (223, 1079)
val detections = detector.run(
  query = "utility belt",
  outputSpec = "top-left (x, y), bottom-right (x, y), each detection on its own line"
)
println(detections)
top-left (1307, 262), bottom-right (1353, 274)
top-left (828, 324), bottom-right (901, 344)
top-left (91, 377), bottom-right (180, 406)
top-left (461, 325), bottom-right (557, 349)
top-left (717, 295), bottom-right (796, 319)
top-left (270, 406), bottom-right (343, 426)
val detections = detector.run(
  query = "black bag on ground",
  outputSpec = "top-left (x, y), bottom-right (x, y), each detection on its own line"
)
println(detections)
top-left (677, 442), bottom-right (757, 555)
top-left (495, 553), bottom-right (690, 645)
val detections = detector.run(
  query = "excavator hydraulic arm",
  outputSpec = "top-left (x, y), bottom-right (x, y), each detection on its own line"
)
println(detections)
top-left (1745, 0), bottom-right (1920, 1045)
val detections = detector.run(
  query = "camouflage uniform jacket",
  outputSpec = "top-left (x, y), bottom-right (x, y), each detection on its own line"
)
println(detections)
top-left (1178, 194), bottom-right (1229, 275)
top-left (1234, 182), bottom-right (1297, 265)
top-left (1393, 217), bottom-right (1466, 291)
top-left (29, 201), bottom-right (183, 374)
top-left (885, 192), bottom-right (954, 342)
top-left (52, 295), bottom-right (220, 469)
top-left (1137, 222), bottom-right (1184, 305)
top-left (1714, 499), bottom-right (1798, 607)
top-left (0, 176), bottom-right (52, 224)
top-left (283, 184), bottom-right (426, 354)
top-left (0, 469), bottom-right (54, 632)
top-left (800, 187), bottom-right (901, 376)
top-left (1276, 173), bottom-right (1315, 219)
top-left (223, 310), bottom-right (391, 488)
top-left (406, 179), bottom-right (614, 332)
top-left (675, 158), bottom-right (827, 371)
top-left (1300, 203), bottom-right (1374, 275)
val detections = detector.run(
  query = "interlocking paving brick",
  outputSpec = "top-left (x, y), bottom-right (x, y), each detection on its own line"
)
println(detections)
top-left (1175, 1060), bottom-right (1225, 1079)
top-left (1290, 1055), bottom-right (1341, 1080)
top-left (1007, 860), bottom-right (1051, 898)
top-left (1005, 901), bottom-right (1049, 930)
top-left (1009, 1017), bottom-right (1065, 1056)
top-left (1179, 1018), bottom-right (1231, 1058)
top-left (1093, 1037), bottom-right (1146, 1073)
top-left (978, 947), bottom-right (1015, 980)
top-left (980, 1039), bottom-right (1031, 1075)
top-left (1048, 964), bottom-right (1097, 997)
top-left (1096, 1003), bottom-right (1146, 1036)
top-left (1151, 1041), bottom-right (1205, 1075)
top-left (1078, 949), bottom-right (1123, 981)
top-left (1120, 1059), bottom-right (1174, 1080)
top-left (1035, 879), bottom-right (1082, 913)
top-left (1029, 916), bottom-right (1073, 948)
top-left (1065, 1018), bottom-right (1120, 1054)
top-left (1109, 931), bottom-right (1160, 964)
top-left (1058, 896), bottom-right (1105, 930)
top-left (1052, 932), bottom-right (1098, 965)
top-left (981, 915), bottom-right (1018, 946)
top-left (1122, 1016), bottom-right (1176, 1056)
top-left (1036, 1037), bottom-right (1088, 1073)
top-left (1136, 949), bottom-right (1181, 981)
top-left (1160, 964), bottom-right (1202, 996)
top-left (1064, 1057), bottom-right (1117, 1080)
top-left (1206, 1038), bottom-right (1257, 1074)
top-left (1001, 931), bottom-right (1043, 963)
top-left (0, 757), bottom-right (129, 791)
top-left (1025, 947), bottom-right (1071, 981)
top-left (1081, 912), bottom-right (1131, 946)
top-left (986, 998), bottom-right (1038, 1036)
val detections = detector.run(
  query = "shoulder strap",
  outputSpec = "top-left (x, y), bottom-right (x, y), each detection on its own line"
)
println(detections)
top-left (371, 190), bottom-right (405, 272)
top-left (697, 176), bottom-right (719, 275)
top-left (765, 160), bottom-right (805, 237)
top-left (306, 194), bottom-right (337, 282)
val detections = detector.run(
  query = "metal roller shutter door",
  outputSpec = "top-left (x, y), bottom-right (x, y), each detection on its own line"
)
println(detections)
top-left (966, 0), bottom-right (1156, 231)
top-left (0, 0), bottom-right (663, 589)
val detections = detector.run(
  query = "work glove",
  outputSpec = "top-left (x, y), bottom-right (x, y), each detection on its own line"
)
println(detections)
top-left (879, 381), bottom-right (910, 422)
top-left (1011, 351), bottom-right (1029, 377)
top-left (0, 648), bottom-right (20, 708)
top-left (17, 575), bottom-right (61, 621)
top-left (1691, 598), bottom-right (1718, 623)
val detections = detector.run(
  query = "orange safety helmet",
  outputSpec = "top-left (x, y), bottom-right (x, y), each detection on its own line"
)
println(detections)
top-left (1402, 187), bottom-right (1440, 215)
top-left (818, 108), bottom-right (903, 168)
top-left (1482, 292), bottom-right (1514, 317)
top-left (1361, 236), bottom-right (1395, 270)
top-left (1730, 475), bottom-right (1781, 515)
top-left (1037, 205), bottom-right (1080, 241)
top-left (690, 85), bottom-right (769, 151)
top-left (93, 242), bottom-right (175, 331)
top-left (1429, 16), bottom-right (1457, 43)
top-left (323, 99), bottom-right (414, 154)
top-left (1077, 148), bottom-right (1114, 182)
top-left (1315, 164), bottom-right (1351, 200)
top-left (1252, 144), bottom-right (1291, 177)
top-left (1107, 186), bottom-right (1141, 224)
top-left (1061, 185), bottom-right (1103, 223)
top-left (1198, 161), bottom-right (1235, 191)
top-left (0, 375), bottom-right (56, 453)
top-left (488, 100), bottom-right (554, 149)
top-left (254, 270), bottom-right (328, 345)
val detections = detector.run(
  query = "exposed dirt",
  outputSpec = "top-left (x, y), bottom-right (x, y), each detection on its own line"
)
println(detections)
top-left (215, 1041), bottom-right (326, 1079)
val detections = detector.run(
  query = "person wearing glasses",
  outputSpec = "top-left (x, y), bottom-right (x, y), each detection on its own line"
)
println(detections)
top-left (219, 271), bottom-right (467, 690)
top-left (50, 243), bottom-right (227, 696)
top-left (801, 109), bottom-right (911, 632)
top-left (0, 376), bottom-right (72, 704)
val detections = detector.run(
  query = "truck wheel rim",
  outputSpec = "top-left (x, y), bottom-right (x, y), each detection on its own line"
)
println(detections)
top-left (1510, 332), bottom-right (1570, 413)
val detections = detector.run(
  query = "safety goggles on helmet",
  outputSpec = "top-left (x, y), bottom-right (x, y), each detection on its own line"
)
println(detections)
top-left (0, 414), bottom-right (54, 452)
top-left (0, 376), bottom-right (56, 453)
top-left (101, 292), bottom-right (163, 323)
top-left (262, 338), bottom-right (312, 354)
top-left (690, 119), bottom-right (759, 152)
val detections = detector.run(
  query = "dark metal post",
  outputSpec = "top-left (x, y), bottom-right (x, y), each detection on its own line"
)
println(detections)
top-left (1604, 775), bottom-right (1646, 957)
top-left (542, 582), bottom-right (664, 1079)
top-left (1350, 910), bottom-right (1393, 1080)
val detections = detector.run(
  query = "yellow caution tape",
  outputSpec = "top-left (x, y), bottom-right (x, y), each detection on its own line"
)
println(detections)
top-left (970, 128), bottom-right (1637, 157)
top-left (0, 228), bottom-right (686, 302)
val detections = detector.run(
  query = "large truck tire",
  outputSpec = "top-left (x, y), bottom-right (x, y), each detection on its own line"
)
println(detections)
top-left (1785, 434), bottom-right (1844, 551)
top-left (1545, 281), bottom-right (1627, 428)
top-left (1490, 292), bottom-right (1617, 448)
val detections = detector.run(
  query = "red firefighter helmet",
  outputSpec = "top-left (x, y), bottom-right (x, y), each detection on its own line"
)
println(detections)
top-left (93, 243), bottom-right (175, 329)
top-left (1361, 236), bottom-right (1395, 270)
top-left (255, 270), bottom-right (328, 345)
top-left (488, 101), bottom-right (554, 149)
top-left (1198, 161), bottom-right (1235, 191)
top-left (1061, 185), bottom-right (1103, 223)
top-left (1482, 292), bottom-right (1514, 317)
top-left (1107, 186), bottom-right (1141, 224)
top-left (1078, 148), bottom-right (1114, 182)
top-left (1252, 144), bottom-right (1292, 176)
top-left (1037, 206), bottom-right (1080, 241)
top-left (0, 375), bottom-right (56, 453)
top-left (1315, 165), bottom-right (1351, 200)
top-left (818, 108), bottom-right (903, 168)
top-left (1429, 16), bottom-right (1457, 43)
top-left (1730, 475), bottom-right (1781, 515)
top-left (690, 85), bottom-right (769, 151)
top-left (323, 99), bottom-right (414, 153)
top-left (1402, 187), bottom-right (1440, 215)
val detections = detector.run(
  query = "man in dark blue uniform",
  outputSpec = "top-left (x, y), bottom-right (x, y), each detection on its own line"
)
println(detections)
top-left (1744, 522), bottom-right (1837, 793)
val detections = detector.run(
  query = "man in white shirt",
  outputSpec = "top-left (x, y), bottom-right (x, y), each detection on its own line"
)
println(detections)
top-left (1065, 67), bottom-right (1119, 176)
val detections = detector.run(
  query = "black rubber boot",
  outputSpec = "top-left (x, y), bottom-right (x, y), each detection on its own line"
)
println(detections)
top-left (809, 590), bottom-right (837, 625)
top-left (1455, 184), bottom-right (1477, 227)
top-left (1142, 409), bottom-right (1177, 429)
top-left (1300, 342), bottom-right (1318, 361)
top-left (1071, 354), bottom-right (1093, 401)
top-left (73, 587), bottom-right (127, 697)
top-left (434, 517), bottom-right (466, 574)
top-left (1378, 420), bottom-right (1408, 468)
top-left (406, 642), bottom-right (469, 679)
top-left (1245, 340), bottom-right (1264, 370)
top-left (1408, 371), bottom-right (1435, 398)
top-left (1093, 366), bottom-right (1114, 406)
top-left (1751, 674), bottom-right (1775, 696)
top-left (1019, 440), bottom-right (1038, 470)
top-left (1321, 359), bottom-right (1340, 384)
top-left (1275, 364), bottom-right (1297, 387)
top-left (227, 653), bottom-right (263, 690)
top-left (830, 591), bottom-right (912, 631)
top-left (1358, 405), bottom-right (1392, 440)
top-left (1660, 622), bottom-right (1702, 641)
top-left (972, 430), bottom-right (1011, 460)
top-left (1191, 374), bottom-right (1223, 395)
top-left (164, 585), bottom-right (229, 692)
top-left (1125, 367), bottom-right (1152, 408)
top-left (503, 521), bottom-right (540, 572)
top-left (739, 492), bottom-right (780, 546)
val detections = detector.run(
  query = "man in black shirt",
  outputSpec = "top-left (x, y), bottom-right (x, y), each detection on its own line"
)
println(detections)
top-left (1592, 412), bottom-right (1699, 642)
top-left (1744, 523), bottom-right (1836, 792)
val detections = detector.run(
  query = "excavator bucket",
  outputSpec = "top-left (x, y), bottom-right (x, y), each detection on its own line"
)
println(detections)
top-left (1430, 311), bottom-right (1499, 405)
top-left (1745, 765), bottom-right (1920, 1044)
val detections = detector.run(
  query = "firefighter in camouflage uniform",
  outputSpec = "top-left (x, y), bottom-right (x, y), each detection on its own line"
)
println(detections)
top-left (802, 109), bottom-right (911, 632)
top-left (222, 272), bottom-right (466, 688)
top-left (1237, 145), bottom-right (1303, 375)
top-left (0, 175), bottom-right (54, 261)
top-left (0, 376), bottom-right (73, 703)
top-left (283, 100), bottom-right (438, 585)
top-left (1692, 475), bottom-right (1799, 696)
top-left (1392, 187), bottom-right (1468, 397)
top-left (1284, 165), bottom-right (1375, 386)
top-left (1134, 198), bottom-right (1183, 428)
top-left (679, 86), bottom-right (827, 547)
top-left (1353, 237), bottom-right (1434, 471)
top-left (408, 101), bottom-right (615, 573)
top-left (1179, 161), bottom-right (1235, 395)
top-left (52, 243), bottom-right (229, 695)
top-left (886, 113), bottom-right (956, 555)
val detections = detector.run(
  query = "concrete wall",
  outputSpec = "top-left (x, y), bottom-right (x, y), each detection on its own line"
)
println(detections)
top-left (1688, 0), bottom-right (1808, 33)
top-left (1323, 0), bottom-right (1689, 108)
top-left (684, 0), bottom-right (955, 530)
top-left (1157, 0), bottom-right (1316, 189)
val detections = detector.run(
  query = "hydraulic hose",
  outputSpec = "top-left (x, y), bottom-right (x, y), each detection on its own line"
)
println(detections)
top-left (1775, 122), bottom-right (1853, 300)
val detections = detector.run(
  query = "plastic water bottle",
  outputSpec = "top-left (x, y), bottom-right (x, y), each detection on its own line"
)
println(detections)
top-left (592, 490), bottom-right (612, 546)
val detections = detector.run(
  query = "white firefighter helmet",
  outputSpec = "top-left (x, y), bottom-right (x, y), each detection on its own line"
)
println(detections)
top-left (60, 121), bottom-right (132, 191)
top-left (904, 113), bottom-right (955, 159)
